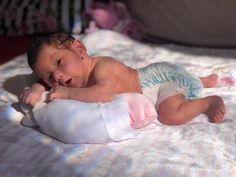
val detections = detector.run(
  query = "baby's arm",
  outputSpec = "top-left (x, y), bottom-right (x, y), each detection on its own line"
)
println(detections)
top-left (49, 58), bottom-right (130, 102)
top-left (50, 82), bottom-right (115, 102)
top-left (20, 80), bottom-right (48, 106)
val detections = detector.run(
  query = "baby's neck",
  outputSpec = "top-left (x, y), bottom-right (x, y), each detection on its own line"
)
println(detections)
top-left (83, 57), bottom-right (97, 86)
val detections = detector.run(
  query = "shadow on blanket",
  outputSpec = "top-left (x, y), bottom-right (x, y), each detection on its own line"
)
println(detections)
top-left (3, 73), bottom-right (36, 96)
top-left (2, 73), bottom-right (37, 112)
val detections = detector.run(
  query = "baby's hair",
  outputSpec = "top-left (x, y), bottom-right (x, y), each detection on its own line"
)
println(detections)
top-left (27, 32), bottom-right (75, 70)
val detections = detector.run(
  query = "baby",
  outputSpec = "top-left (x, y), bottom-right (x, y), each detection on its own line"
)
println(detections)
top-left (20, 32), bottom-right (225, 125)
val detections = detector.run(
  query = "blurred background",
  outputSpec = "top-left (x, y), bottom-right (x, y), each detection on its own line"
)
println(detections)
top-left (1, 0), bottom-right (236, 64)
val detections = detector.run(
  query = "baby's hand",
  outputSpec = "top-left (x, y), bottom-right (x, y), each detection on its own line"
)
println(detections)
top-left (49, 86), bottom-right (69, 100)
top-left (20, 87), bottom-right (42, 106)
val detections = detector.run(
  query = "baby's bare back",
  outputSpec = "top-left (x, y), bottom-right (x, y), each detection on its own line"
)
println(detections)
top-left (91, 57), bottom-right (142, 95)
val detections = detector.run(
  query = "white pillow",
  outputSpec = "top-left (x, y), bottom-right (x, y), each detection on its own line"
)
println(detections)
top-left (21, 92), bottom-right (158, 144)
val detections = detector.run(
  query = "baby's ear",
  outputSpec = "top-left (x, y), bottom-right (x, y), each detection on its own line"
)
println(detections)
top-left (73, 40), bottom-right (86, 51)
top-left (73, 40), bottom-right (88, 58)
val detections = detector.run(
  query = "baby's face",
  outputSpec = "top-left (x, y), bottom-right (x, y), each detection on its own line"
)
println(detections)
top-left (34, 43), bottom-right (88, 88)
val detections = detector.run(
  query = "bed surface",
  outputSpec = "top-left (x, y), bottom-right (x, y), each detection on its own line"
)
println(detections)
top-left (1, 30), bottom-right (236, 177)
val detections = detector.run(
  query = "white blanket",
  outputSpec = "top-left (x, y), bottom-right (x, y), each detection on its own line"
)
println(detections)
top-left (20, 92), bottom-right (157, 144)
top-left (1, 30), bottom-right (236, 176)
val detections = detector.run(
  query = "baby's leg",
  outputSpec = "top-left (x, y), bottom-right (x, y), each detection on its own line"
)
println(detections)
top-left (200, 74), bottom-right (218, 88)
top-left (157, 94), bottom-right (225, 125)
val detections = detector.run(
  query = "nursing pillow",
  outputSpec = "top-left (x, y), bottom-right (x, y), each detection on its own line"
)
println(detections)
top-left (21, 92), bottom-right (158, 144)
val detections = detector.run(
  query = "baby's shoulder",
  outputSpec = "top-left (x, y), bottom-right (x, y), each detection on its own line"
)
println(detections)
top-left (92, 56), bottom-right (129, 76)
top-left (94, 56), bottom-right (119, 63)
top-left (93, 56), bottom-right (125, 69)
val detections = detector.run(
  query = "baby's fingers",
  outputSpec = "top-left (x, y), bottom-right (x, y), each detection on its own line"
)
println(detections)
top-left (20, 88), bottom-right (30, 101)
top-left (20, 93), bottom-right (30, 104)
top-left (48, 92), bottom-right (57, 101)
top-left (20, 94), bottom-right (38, 106)
top-left (24, 95), bottom-right (36, 106)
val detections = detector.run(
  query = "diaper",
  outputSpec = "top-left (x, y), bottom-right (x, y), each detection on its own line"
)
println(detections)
top-left (137, 62), bottom-right (203, 105)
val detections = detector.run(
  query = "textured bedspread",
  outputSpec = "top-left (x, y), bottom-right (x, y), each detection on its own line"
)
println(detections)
top-left (1, 30), bottom-right (236, 177)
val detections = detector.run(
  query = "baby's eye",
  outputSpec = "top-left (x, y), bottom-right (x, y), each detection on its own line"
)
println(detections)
top-left (48, 74), bottom-right (52, 80)
top-left (57, 59), bottom-right (61, 65)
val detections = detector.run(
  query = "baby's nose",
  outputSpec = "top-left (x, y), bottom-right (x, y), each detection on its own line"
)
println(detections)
top-left (53, 71), bottom-right (63, 82)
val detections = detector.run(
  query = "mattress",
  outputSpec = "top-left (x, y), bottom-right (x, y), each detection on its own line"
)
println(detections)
top-left (1, 30), bottom-right (236, 177)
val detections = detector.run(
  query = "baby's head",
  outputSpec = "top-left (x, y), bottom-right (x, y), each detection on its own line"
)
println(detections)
top-left (28, 32), bottom-right (76, 71)
top-left (28, 32), bottom-right (89, 88)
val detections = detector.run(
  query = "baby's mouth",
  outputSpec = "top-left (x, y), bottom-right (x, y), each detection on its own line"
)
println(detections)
top-left (65, 78), bottom-right (72, 86)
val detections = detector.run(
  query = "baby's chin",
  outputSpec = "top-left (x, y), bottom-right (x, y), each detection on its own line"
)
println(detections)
top-left (68, 82), bottom-right (81, 88)
top-left (65, 78), bottom-right (86, 88)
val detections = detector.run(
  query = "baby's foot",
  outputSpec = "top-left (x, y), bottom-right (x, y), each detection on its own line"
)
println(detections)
top-left (218, 76), bottom-right (234, 87)
top-left (205, 96), bottom-right (225, 123)
top-left (201, 74), bottom-right (219, 88)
